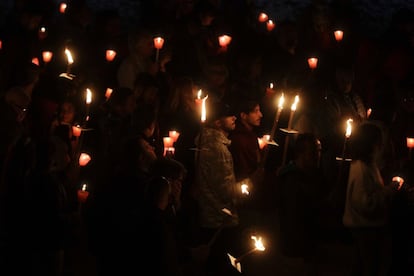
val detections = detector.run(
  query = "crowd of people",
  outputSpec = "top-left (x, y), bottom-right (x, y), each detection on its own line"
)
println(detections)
top-left (0, 0), bottom-right (414, 275)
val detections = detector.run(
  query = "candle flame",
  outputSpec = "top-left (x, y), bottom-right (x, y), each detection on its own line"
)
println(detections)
top-left (40, 27), bottom-right (46, 32)
top-left (251, 236), bottom-right (265, 251)
top-left (153, 37), bottom-right (165, 49)
top-left (81, 184), bottom-right (87, 191)
top-left (241, 184), bottom-right (249, 195)
top-left (345, 118), bottom-right (353, 138)
top-left (65, 48), bottom-right (74, 64)
top-left (197, 89), bottom-right (202, 99)
top-left (269, 82), bottom-right (273, 89)
top-left (278, 93), bottom-right (285, 109)
top-left (291, 95), bottom-right (299, 111)
top-left (86, 88), bottom-right (92, 104)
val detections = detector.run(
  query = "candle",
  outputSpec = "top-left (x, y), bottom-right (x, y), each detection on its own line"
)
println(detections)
top-left (59, 2), bottom-right (67, 14)
top-left (258, 137), bottom-right (266, 150)
top-left (105, 88), bottom-right (113, 100)
top-left (228, 235), bottom-right (265, 272)
top-left (72, 125), bottom-right (82, 137)
top-left (287, 95), bottom-right (299, 130)
top-left (38, 27), bottom-right (47, 40)
top-left (241, 183), bottom-right (249, 195)
top-left (31, 57), bottom-right (40, 66)
top-left (392, 176), bottom-right (404, 190)
top-left (334, 30), bottom-right (344, 42)
top-left (367, 108), bottom-right (372, 118)
top-left (42, 51), bottom-right (53, 63)
top-left (79, 153), bottom-right (91, 166)
top-left (201, 94), bottom-right (208, 123)
top-left (163, 137), bottom-right (174, 148)
top-left (258, 12), bottom-right (268, 23)
top-left (85, 88), bottom-right (92, 121)
top-left (65, 48), bottom-right (74, 73)
top-left (153, 36), bottom-right (164, 63)
top-left (307, 57), bottom-right (318, 70)
top-left (106, 49), bottom-right (116, 62)
top-left (406, 137), bottom-right (414, 148)
top-left (345, 118), bottom-right (353, 138)
top-left (266, 20), bottom-right (275, 31)
top-left (169, 130), bottom-right (180, 142)
top-left (218, 35), bottom-right (232, 48)
top-left (77, 184), bottom-right (89, 203)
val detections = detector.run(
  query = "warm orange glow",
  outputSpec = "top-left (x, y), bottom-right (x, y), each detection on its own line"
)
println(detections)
top-left (258, 12), bottom-right (268, 23)
top-left (201, 95), bottom-right (208, 122)
top-left (59, 2), bottom-right (67, 14)
top-left (0, 40), bottom-right (2, 50)
top-left (72, 125), bottom-right (82, 137)
top-left (169, 130), bottom-right (180, 142)
top-left (105, 88), bottom-right (113, 100)
top-left (345, 119), bottom-right (353, 138)
top-left (38, 27), bottom-right (47, 39)
top-left (65, 48), bottom-right (74, 65)
top-left (218, 35), bottom-right (232, 47)
top-left (307, 57), bottom-right (318, 69)
top-left (266, 20), bottom-right (275, 31)
top-left (251, 236), bottom-right (265, 251)
top-left (163, 137), bottom-right (174, 148)
top-left (153, 37), bottom-right (165, 49)
top-left (241, 183), bottom-right (249, 195)
top-left (278, 93), bottom-right (285, 110)
top-left (106, 49), bottom-right (116, 61)
top-left (42, 51), bottom-right (53, 63)
top-left (334, 30), bottom-right (344, 42)
top-left (77, 184), bottom-right (89, 203)
top-left (86, 88), bottom-right (92, 104)
top-left (367, 108), bottom-right (372, 118)
top-left (163, 146), bottom-right (175, 157)
top-left (291, 95), bottom-right (299, 111)
top-left (407, 137), bottom-right (414, 148)
top-left (79, 153), bottom-right (91, 166)
top-left (258, 137), bottom-right (266, 149)
top-left (31, 57), bottom-right (40, 66)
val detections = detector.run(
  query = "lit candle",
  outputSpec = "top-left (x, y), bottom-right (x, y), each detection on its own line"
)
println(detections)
top-left (105, 49), bottom-right (117, 62)
top-left (85, 88), bottom-right (92, 121)
top-left (287, 95), bottom-right (299, 130)
top-left (31, 57), bottom-right (40, 66)
top-left (218, 35), bottom-right (232, 49)
top-left (79, 153), bottom-right (91, 166)
top-left (72, 125), bottom-right (82, 137)
top-left (201, 94), bottom-right (208, 123)
top-left (392, 176), bottom-right (404, 190)
top-left (77, 183), bottom-right (89, 203)
top-left (406, 137), bottom-right (414, 148)
top-left (367, 108), bottom-right (372, 118)
top-left (258, 137), bottom-right (266, 150)
top-left (345, 118), bottom-right (353, 138)
top-left (153, 36), bottom-right (164, 63)
top-left (105, 88), bottom-right (113, 100)
top-left (163, 137), bottom-right (174, 148)
top-left (65, 48), bottom-right (74, 73)
top-left (307, 57), bottom-right (318, 70)
top-left (38, 27), bottom-right (47, 40)
top-left (169, 130), bottom-right (180, 142)
top-left (241, 183), bottom-right (249, 195)
top-left (42, 51), bottom-right (53, 63)
top-left (266, 20), bottom-right (275, 31)
top-left (59, 2), bottom-right (67, 14)
top-left (258, 12), bottom-right (268, 23)
top-left (334, 30), bottom-right (344, 42)
top-left (228, 235), bottom-right (265, 273)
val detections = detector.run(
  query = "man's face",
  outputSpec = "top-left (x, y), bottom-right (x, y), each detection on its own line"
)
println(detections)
top-left (220, 115), bottom-right (237, 132)
top-left (242, 104), bottom-right (262, 128)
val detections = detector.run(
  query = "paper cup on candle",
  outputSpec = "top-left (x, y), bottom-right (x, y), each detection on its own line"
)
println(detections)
top-left (31, 57), bottom-right (40, 66)
top-left (169, 130), bottom-right (180, 142)
top-left (218, 35), bottom-right (232, 48)
top-left (105, 88), bottom-right (113, 100)
top-left (106, 49), bottom-right (117, 62)
top-left (334, 30), bottom-right (344, 42)
top-left (72, 125), bottom-right (82, 137)
top-left (307, 57), bottom-right (318, 70)
top-left (258, 12), bottom-right (268, 23)
top-left (266, 20), bottom-right (275, 31)
top-left (42, 51), bottom-right (53, 63)
top-left (407, 137), bottom-right (414, 148)
top-left (163, 137), bottom-right (174, 148)
top-left (77, 184), bottom-right (89, 203)
top-left (79, 153), bottom-right (91, 166)
top-left (59, 2), bottom-right (67, 14)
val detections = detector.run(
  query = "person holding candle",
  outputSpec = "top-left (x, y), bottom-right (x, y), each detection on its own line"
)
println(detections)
top-left (343, 122), bottom-right (403, 276)
top-left (194, 99), bottom-right (243, 275)
top-left (229, 98), bottom-right (265, 227)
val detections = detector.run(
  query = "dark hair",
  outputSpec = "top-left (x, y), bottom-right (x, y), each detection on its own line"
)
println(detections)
top-left (235, 98), bottom-right (260, 116)
top-left (349, 122), bottom-right (383, 164)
